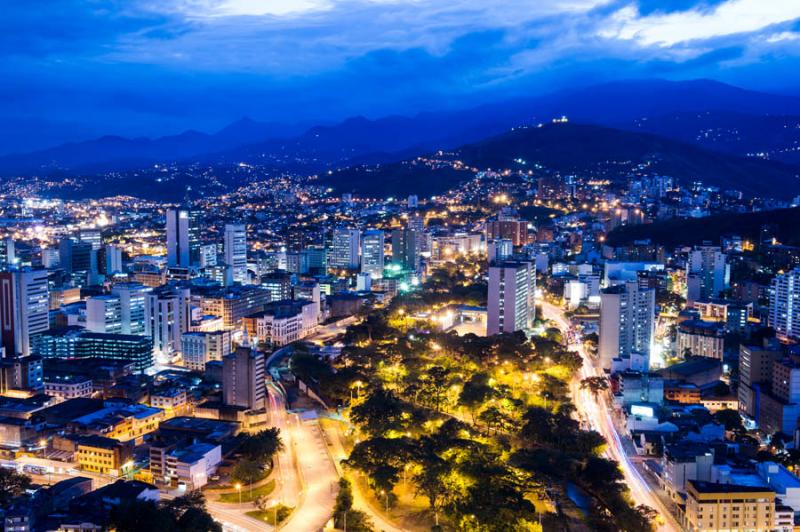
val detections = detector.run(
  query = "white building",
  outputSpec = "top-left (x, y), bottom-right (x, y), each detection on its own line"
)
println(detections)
top-left (224, 223), bottom-right (248, 284)
top-left (44, 375), bottom-right (93, 403)
top-left (487, 261), bottom-right (535, 336)
top-left (686, 244), bottom-right (729, 303)
top-left (330, 228), bottom-right (360, 270)
top-left (599, 281), bottom-right (655, 370)
top-left (145, 287), bottom-right (191, 361)
top-left (86, 295), bottom-right (123, 334)
top-left (0, 269), bottom-right (49, 357)
top-left (360, 229), bottom-right (384, 280)
top-left (770, 267), bottom-right (800, 339)
top-left (181, 330), bottom-right (232, 371)
top-left (254, 300), bottom-right (320, 347)
top-left (111, 283), bottom-right (150, 335)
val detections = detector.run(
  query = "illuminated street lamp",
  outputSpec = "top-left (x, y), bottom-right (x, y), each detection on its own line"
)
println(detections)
top-left (235, 483), bottom-right (242, 505)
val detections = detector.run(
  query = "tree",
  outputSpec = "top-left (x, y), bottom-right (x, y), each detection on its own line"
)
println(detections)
top-left (580, 376), bottom-right (610, 397)
top-left (177, 507), bottom-right (222, 532)
top-left (0, 468), bottom-right (32, 506)
top-left (109, 499), bottom-right (177, 532)
top-left (239, 428), bottom-right (284, 464)
top-left (714, 409), bottom-right (744, 432)
top-left (333, 477), bottom-right (373, 531)
top-left (459, 373), bottom-right (496, 423)
top-left (232, 458), bottom-right (265, 486)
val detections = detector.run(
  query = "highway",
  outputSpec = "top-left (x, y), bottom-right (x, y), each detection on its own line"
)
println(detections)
top-left (539, 301), bottom-right (680, 532)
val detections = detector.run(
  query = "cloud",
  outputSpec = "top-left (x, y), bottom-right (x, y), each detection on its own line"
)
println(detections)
top-left (600, 0), bottom-right (800, 47)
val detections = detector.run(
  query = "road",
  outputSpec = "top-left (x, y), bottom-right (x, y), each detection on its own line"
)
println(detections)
top-left (539, 301), bottom-right (681, 532)
top-left (322, 420), bottom-right (405, 532)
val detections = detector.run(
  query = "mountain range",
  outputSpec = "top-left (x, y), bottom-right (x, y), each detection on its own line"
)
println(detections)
top-left (2, 78), bottom-right (800, 200)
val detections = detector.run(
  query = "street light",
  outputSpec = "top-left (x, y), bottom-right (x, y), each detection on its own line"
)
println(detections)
top-left (235, 483), bottom-right (242, 505)
top-left (381, 489), bottom-right (389, 514)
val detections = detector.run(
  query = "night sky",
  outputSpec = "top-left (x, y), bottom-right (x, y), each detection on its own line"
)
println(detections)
top-left (2, 0), bottom-right (799, 152)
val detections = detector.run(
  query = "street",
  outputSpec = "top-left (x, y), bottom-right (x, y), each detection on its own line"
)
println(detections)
top-left (539, 301), bottom-right (681, 532)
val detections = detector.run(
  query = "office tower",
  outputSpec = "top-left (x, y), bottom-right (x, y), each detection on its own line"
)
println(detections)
top-left (487, 261), bottom-right (535, 336)
top-left (408, 213), bottom-right (428, 253)
top-left (199, 244), bottom-right (218, 268)
top-left (599, 281), bottom-right (655, 370)
top-left (261, 271), bottom-right (293, 302)
top-left (330, 228), bottom-right (360, 270)
top-left (488, 239), bottom-right (514, 263)
top-left (486, 219), bottom-right (528, 246)
top-left (181, 330), bottom-right (232, 372)
top-left (356, 272), bottom-right (372, 292)
top-left (224, 223), bottom-right (248, 284)
top-left (222, 343), bottom-right (265, 409)
top-left (769, 267), bottom-right (800, 339)
top-left (166, 207), bottom-right (201, 268)
top-left (41, 248), bottom-right (59, 269)
top-left (79, 229), bottom-right (103, 250)
top-left (407, 195), bottom-right (419, 208)
top-left (686, 244), bottom-right (729, 302)
top-left (101, 244), bottom-right (123, 275)
top-left (0, 355), bottom-right (43, 393)
top-left (391, 229), bottom-right (419, 270)
top-left (0, 269), bottom-right (49, 357)
top-left (86, 295), bottom-right (123, 334)
top-left (360, 229), bottom-right (384, 280)
top-left (111, 283), bottom-right (150, 335)
top-left (59, 238), bottom-right (95, 278)
top-left (145, 287), bottom-right (191, 360)
top-left (300, 246), bottom-right (327, 275)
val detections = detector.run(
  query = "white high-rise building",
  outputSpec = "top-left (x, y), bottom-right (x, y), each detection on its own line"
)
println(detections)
top-left (599, 280), bottom-right (656, 370)
top-left (686, 244), bottom-right (729, 302)
top-left (145, 287), bottom-right (192, 361)
top-left (224, 223), bottom-right (248, 284)
top-left (330, 228), bottom-right (360, 270)
top-left (166, 208), bottom-right (200, 268)
top-left (181, 330), bottom-right (232, 371)
top-left (0, 269), bottom-right (49, 357)
top-left (488, 239), bottom-right (514, 263)
top-left (360, 229), bottom-right (384, 280)
top-left (769, 267), bottom-right (800, 339)
top-left (111, 283), bottom-right (150, 335)
top-left (487, 261), bottom-right (535, 335)
top-left (104, 244), bottom-right (123, 275)
top-left (85, 295), bottom-right (123, 334)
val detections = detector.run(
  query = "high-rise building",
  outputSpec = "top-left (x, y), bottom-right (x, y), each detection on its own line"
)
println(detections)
top-left (0, 238), bottom-right (16, 267)
top-left (330, 228), bottom-right (360, 270)
top-left (111, 283), bottom-right (150, 335)
top-left (166, 207), bottom-right (201, 268)
top-left (486, 219), bottom-right (528, 246)
top-left (181, 330), bottom-right (232, 372)
top-left (0, 269), bottom-right (49, 357)
top-left (102, 244), bottom-right (123, 275)
top-left (222, 343), bottom-right (265, 410)
top-left (59, 238), bottom-right (95, 282)
top-left (488, 239), bottom-right (514, 263)
top-left (769, 267), bottom-right (800, 339)
top-left (686, 244), bottom-right (729, 302)
top-left (360, 230), bottom-right (384, 280)
top-left (33, 328), bottom-right (154, 372)
top-left (391, 229), bottom-right (418, 270)
top-left (738, 342), bottom-right (782, 420)
top-left (79, 229), bottom-right (103, 251)
top-left (224, 223), bottom-right (248, 284)
top-left (487, 261), bottom-right (535, 335)
top-left (145, 287), bottom-right (191, 360)
top-left (86, 295), bottom-right (123, 334)
top-left (599, 281), bottom-right (655, 370)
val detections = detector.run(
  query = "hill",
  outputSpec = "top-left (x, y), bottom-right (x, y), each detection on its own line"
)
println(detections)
top-left (325, 122), bottom-right (800, 198)
top-left (606, 207), bottom-right (800, 248)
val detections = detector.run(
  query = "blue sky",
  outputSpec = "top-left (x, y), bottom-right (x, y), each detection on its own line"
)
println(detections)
top-left (2, 0), bottom-right (799, 152)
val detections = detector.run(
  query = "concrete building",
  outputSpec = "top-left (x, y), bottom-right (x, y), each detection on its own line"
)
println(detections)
top-left (599, 281), bottom-right (655, 370)
top-left (86, 295), bottom-right (123, 334)
top-left (330, 228), bottom-right (360, 270)
top-left (166, 207), bottom-right (200, 268)
top-left (685, 480), bottom-right (775, 532)
top-left (360, 229), bottom-right (384, 280)
top-left (180, 331), bottom-right (231, 372)
top-left (770, 267), bottom-right (800, 339)
top-left (145, 287), bottom-right (191, 360)
top-left (0, 269), bottom-right (49, 357)
top-left (686, 244), bottom-right (729, 303)
top-left (222, 344), bottom-right (265, 410)
top-left (487, 261), bottom-right (535, 335)
top-left (224, 223), bottom-right (248, 284)
top-left (110, 283), bottom-right (150, 336)
top-left (677, 319), bottom-right (725, 360)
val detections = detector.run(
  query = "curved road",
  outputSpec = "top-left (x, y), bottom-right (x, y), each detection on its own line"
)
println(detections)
top-left (539, 301), bottom-right (680, 532)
